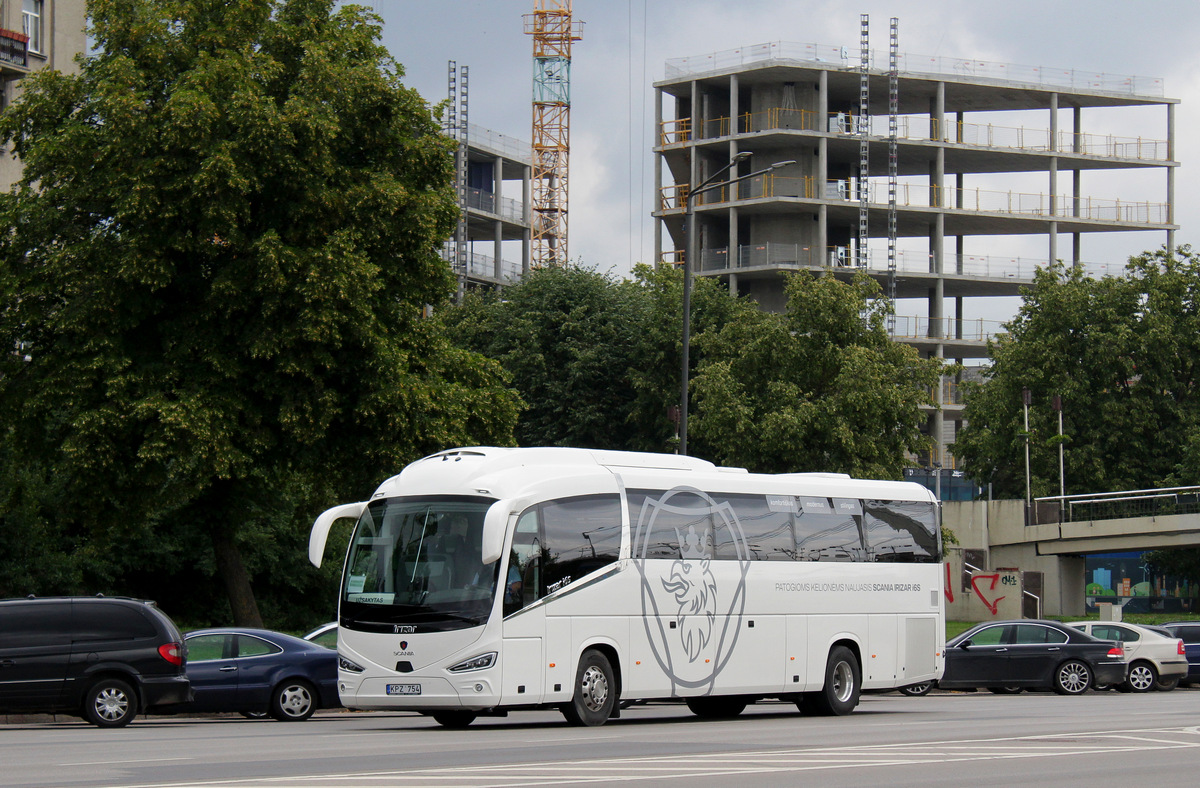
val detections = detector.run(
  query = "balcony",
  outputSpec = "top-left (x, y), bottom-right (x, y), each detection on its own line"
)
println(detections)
top-left (0, 28), bottom-right (29, 74)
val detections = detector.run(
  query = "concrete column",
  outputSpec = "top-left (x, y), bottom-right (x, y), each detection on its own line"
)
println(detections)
top-left (728, 206), bottom-right (739, 296)
top-left (818, 71), bottom-right (829, 263)
top-left (930, 213), bottom-right (944, 338)
top-left (494, 155), bottom-right (504, 281)
top-left (1167, 102), bottom-right (1176, 255)
top-left (729, 73), bottom-right (739, 135)
top-left (654, 87), bottom-right (663, 267)
top-left (1049, 94), bottom-right (1058, 266)
top-left (522, 162), bottom-right (531, 277)
top-left (1080, 104), bottom-right (1089, 267)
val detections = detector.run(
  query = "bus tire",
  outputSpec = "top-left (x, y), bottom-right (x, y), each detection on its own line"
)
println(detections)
top-left (432, 711), bottom-right (477, 728)
top-left (806, 646), bottom-right (860, 716)
top-left (561, 649), bottom-right (616, 727)
top-left (686, 696), bottom-right (748, 718)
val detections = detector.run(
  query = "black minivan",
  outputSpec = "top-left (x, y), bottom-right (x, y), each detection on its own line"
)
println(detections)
top-left (0, 596), bottom-right (192, 727)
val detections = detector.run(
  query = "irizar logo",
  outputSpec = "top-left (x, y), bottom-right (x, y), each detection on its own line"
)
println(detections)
top-left (633, 486), bottom-right (749, 693)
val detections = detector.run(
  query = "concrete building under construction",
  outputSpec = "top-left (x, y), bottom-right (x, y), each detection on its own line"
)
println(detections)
top-left (652, 31), bottom-right (1178, 466)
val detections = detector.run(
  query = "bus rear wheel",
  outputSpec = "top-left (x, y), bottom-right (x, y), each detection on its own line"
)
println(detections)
top-left (686, 696), bottom-right (748, 718)
top-left (799, 645), bottom-right (860, 716)
top-left (561, 649), bottom-right (616, 726)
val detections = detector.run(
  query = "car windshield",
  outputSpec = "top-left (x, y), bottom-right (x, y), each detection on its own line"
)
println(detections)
top-left (340, 496), bottom-right (496, 629)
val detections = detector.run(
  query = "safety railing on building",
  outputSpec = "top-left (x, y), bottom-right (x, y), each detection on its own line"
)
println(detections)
top-left (663, 40), bottom-right (1165, 97)
top-left (463, 123), bottom-right (533, 164)
top-left (445, 249), bottom-right (523, 284)
top-left (661, 109), bottom-right (1169, 163)
top-left (674, 242), bottom-right (1127, 284)
top-left (465, 187), bottom-right (527, 224)
top-left (661, 178), bottom-right (1170, 225)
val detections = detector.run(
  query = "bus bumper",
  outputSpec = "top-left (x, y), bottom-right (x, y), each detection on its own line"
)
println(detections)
top-left (340, 674), bottom-right (500, 710)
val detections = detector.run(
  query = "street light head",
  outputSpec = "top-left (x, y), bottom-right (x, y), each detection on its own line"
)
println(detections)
top-left (732, 151), bottom-right (753, 163)
top-left (769, 159), bottom-right (797, 169)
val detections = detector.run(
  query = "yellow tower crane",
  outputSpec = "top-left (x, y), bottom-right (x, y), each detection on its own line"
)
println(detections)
top-left (524, 1), bottom-right (582, 268)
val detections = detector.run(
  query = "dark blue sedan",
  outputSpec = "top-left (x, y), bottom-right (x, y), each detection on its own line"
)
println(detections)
top-left (169, 628), bottom-right (339, 721)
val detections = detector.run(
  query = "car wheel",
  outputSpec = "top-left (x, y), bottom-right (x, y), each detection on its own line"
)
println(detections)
top-left (84, 678), bottom-right (139, 728)
top-left (1121, 661), bottom-right (1157, 693)
top-left (801, 646), bottom-right (861, 716)
top-left (686, 696), bottom-right (749, 718)
top-left (898, 681), bottom-right (933, 697)
top-left (240, 711), bottom-right (269, 719)
top-left (1155, 675), bottom-right (1181, 692)
top-left (269, 679), bottom-right (317, 721)
top-left (561, 649), bottom-right (617, 726)
top-left (1053, 660), bottom-right (1092, 695)
top-left (986, 686), bottom-right (1023, 695)
top-left (432, 711), bottom-right (477, 728)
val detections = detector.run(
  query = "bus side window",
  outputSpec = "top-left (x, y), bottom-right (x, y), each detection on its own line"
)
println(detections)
top-left (863, 500), bottom-right (940, 563)
top-left (505, 509), bottom-right (542, 617)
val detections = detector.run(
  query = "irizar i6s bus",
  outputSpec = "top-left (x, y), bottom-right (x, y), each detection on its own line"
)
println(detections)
top-left (308, 447), bottom-right (945, 727)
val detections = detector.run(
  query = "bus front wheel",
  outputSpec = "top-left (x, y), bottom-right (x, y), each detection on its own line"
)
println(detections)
top-left (799, 645), bottom-right (861, 716)
top-left (561, 649), bottom-right (616, 726)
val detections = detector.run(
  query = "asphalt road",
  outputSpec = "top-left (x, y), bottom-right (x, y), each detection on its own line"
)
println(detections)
top-left (4, 689), bottom-right (1200, 788)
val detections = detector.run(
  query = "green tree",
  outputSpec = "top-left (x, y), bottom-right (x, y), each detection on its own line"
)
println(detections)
top-left (953, 248), bottom-right (1200, 498)
top-left (0, 0), bottom-right (519, 625)
top-left (439, 263), bottom-right (756, 454)
top-left (440, 265), bottom-right (637, 450)
top-left (690, 271), bottom-right (944, 476)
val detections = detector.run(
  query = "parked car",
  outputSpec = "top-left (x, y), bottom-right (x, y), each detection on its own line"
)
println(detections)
top-left (157, 628), bottom-right (338, 721)
top-left (939, 619), bottom-right (1126, 695)
top-left (0, 596), bottom-right (191, 727)
top-left (302, 622), bottom-right (337, 650)
top-left (1066, 621), bottom-right (1188, 692)
top-left (1157, 621), bottom-right (1200, 687)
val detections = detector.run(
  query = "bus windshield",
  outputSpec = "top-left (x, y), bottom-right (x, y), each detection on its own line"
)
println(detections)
top-left (340, 496), bottom-right (496, 629)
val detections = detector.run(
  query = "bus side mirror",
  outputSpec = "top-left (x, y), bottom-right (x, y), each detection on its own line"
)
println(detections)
top-left (309, 502), bottom-right (366, 568)
top-left (482, 498), bottom-right (526, 565)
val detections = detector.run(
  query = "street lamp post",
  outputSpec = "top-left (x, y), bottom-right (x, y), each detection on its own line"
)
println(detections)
top-left (679, 154), bottom-right (796, 455)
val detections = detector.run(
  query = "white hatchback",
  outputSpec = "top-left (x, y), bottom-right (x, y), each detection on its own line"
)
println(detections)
top-left (1067, 621), bottom-right (1188, 692)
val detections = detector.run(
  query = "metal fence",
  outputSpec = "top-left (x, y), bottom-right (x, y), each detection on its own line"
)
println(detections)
top-left (664, 40), bottom-right (1165, 98)
top-left (1034, 486), bottom-right (1200, 524)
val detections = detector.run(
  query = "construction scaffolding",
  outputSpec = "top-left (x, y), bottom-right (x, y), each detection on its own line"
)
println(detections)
top-left (524, 1), bottom-right (582, 268)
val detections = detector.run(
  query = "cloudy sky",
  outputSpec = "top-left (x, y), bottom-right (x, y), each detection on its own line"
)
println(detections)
top-left (355, 0), bottom-right (1200, 322)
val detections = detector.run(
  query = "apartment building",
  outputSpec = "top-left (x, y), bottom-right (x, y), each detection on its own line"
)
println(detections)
top-left (1, 0), bottom-right (87, 189)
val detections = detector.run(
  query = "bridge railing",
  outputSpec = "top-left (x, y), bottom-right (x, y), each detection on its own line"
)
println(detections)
top-left (1033, 486), bottom-right (1200, 524)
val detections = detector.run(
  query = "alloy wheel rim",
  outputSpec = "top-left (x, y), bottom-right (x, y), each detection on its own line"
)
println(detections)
top-left (280, 685), bottom-right (313, 717)
top-left (1060, 663), bottom-right (1089, 693)
top-left (1129, 666), bottom-right (1154, 690)
top-left (96, 688), bottom-right (129, 721)
top-left (580, 665), bottom-right (609, 712)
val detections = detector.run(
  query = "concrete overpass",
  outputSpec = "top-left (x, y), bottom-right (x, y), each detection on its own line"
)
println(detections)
top-left (941, 486), bottom-right (1200, 619)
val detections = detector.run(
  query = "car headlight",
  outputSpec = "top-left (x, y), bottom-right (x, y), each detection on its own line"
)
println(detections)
top-left (448, 652), bottom-right (497, 673)
top-left (339, 656), bottom-right (365, 673)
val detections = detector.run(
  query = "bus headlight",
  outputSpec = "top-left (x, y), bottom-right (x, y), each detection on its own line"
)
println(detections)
top-left (448, 652), bottom-right (497, 673)
top-left (339, 656), bottom-right (365, 673)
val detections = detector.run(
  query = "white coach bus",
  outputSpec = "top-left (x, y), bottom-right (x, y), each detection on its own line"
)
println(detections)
top-left (307, 447), bottom-right (944, 727)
